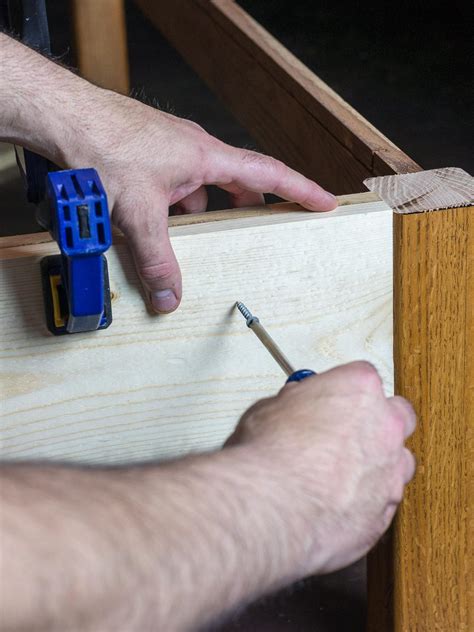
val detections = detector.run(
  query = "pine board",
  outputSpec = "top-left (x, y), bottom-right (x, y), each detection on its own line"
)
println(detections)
top-left (0, 200), bottom-right (393, 465)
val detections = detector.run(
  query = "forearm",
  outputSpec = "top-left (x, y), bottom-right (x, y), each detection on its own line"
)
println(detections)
top-left (0, 448), bottom-right (313, 631)
top-left (0, 33), bottom-right (113, 167)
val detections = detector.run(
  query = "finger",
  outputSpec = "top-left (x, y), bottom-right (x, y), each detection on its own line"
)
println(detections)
top-left (401, 447), bottom-right (416, 483)
top-left (387, 396), bottom-right (417, 438)
top-left (316, 361), bottom-right (383, 397)
top-left (208, 146), bottom-right (337, 211)
top-left (118, 197), bottom-right (182, 314)
top-left (382, 503), bottom-right (398, 532)
top-left (174, 186), bottom-right (208, 215)
top-left (391, 448), bottom-right (416, 503)
top-left (218, 185), bottom-right (265, 208)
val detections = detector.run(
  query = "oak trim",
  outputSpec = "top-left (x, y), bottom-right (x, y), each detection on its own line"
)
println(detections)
top-left (368, 206), bottom-right (473, 631)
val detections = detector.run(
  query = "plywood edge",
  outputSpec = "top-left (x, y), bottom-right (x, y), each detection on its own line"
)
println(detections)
top-left (0, 192), bottom-right (384, 253)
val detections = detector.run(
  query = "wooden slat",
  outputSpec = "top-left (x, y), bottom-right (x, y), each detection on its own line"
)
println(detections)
top-left (72, 0), bottom-right (129, 94)
top-left (367, 207), bottom-right (473, 631)
top-left (0, 192), bottom-right (380, 250)
top-left (0, 199), bottom-right (393, 465)
top-left (134, 0), bottom-right (420, 193)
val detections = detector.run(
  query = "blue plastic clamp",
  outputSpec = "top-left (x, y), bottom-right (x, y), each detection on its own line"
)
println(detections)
top-left (46, 169), bottom-right (112, 333)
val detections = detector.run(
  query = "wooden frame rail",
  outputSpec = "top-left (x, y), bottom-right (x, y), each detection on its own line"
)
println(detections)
top-left (133, 0), bottom-right (420, 193)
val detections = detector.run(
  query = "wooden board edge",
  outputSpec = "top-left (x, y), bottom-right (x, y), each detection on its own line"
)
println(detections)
top-left (0, 192), bottom-right (381, 251)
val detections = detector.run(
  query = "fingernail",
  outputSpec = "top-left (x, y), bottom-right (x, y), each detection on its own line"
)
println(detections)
top-left (151, 289), bottom-right (178, 313)
top-left (325, 191), bottom-right (337, 203)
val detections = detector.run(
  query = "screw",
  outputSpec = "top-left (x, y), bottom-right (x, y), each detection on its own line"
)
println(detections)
top-left (235, 301), bottom-right (259, 327)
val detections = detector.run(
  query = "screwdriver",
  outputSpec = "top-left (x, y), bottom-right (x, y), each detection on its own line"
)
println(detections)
top-left (235, 302), bottom-right (316, 383)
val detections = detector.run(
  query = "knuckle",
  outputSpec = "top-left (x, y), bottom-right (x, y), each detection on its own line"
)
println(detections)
top-left (240, 149), bottom-right (266, 166)
top-left (404, 448), bottom-right (417, 480)
top-left (401, 397), bottom-right (416, 416)
top-left (388, 409), bottom-right (406, 440)
top-left (381, 503), bottom-right (397, 532)
top-left (388, 397), bottom-right (417, 438)
top-left (112, 207), bottom-right (134, 234)
top-left (184, 118), bottom-right (207, 134)
top-left (266, 156), bottom-right (286, 180)
top-left (241, 395), bottom-right (276, 420)
top-left (241, 150), bottom-right (282, 173)
top-left (350, 361), bottom-right (382, 392)
top-left (237, 396), bottom-right (279, 437)
top-left (266, 155), bottom-right (284, 172)
top-left (391, 395), bottom-right (415, 418)
top-left (391, 480), bottom-right (405, 504)
top-left (139, 260), bottom-right (176, 283)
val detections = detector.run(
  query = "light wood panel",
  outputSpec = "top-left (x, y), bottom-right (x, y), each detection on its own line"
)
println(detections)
top-left (72, 0), bottom-right (129, 94)
top-left (0, 199), bottom-right (393, 465)
top-left (134, 0), bottom-right (419, 193)
top-left (0, 191), bottom-right (381, 250)
top-left (367, 206), bottom-right (473, 631)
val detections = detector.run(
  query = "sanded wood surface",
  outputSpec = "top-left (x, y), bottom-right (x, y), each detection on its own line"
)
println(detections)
top-left (367, 206), bottom-right (473, 631)
top-left (134, 0), bottom-right (419, 193)
top-left (72, 0), bottom-right (129, 94)
top-left (1, 199), bottom-right (393, 465)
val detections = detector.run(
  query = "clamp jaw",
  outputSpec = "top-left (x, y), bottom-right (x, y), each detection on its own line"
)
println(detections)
top-left (40, 169), bottom-right (113, 335)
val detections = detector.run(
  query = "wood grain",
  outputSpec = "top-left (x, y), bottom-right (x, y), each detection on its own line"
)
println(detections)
top-left (72, 0), bottom-right (129, 94)
top-left (0, 192), bottom-right (380, 251)
top-left (134, 0), bottom-right (419, 193)
top-left (365, 167), bottom-right (474, 214)
top-left (367, 207), bottom-right (474, 631)
top-left (0, 199), bottom-right (393, 465)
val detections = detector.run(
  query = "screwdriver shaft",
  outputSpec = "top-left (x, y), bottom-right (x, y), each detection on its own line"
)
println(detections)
top-left (235, 302), bottom-right (295, 377)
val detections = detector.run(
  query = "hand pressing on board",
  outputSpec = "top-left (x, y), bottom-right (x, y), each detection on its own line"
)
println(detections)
top-left (0, 33), bottom-right (337, 314)
top-left (0, 362), bottom-right (416, 632)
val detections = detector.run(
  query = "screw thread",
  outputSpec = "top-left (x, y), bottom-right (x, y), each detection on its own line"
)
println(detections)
top-left (235, 301), bottom-right (258, 326)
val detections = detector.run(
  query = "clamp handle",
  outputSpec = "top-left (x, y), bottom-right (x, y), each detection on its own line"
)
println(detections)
top-left (286, 369), bottom-right (316, 383)
top-left (46, 169), bottom-right (112, 333)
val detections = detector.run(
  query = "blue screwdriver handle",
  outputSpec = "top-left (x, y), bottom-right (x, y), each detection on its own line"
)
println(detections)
top-left (286, 369), bottom-right (316, 383)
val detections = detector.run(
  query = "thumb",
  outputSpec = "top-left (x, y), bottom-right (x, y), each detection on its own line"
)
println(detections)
top-left (119, 202), bottom-right (182, 314)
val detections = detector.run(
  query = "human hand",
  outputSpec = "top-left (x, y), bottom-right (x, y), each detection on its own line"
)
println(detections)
top-left (0, 34), bottom-right (336, 313)
top-left (226, 361), bottom-right (416, 575)
top-left (63, 90), bottom-right (337, 313)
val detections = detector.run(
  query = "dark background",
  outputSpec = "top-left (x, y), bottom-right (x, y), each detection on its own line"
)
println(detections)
top-left (1, 0), bottom-right (472, 238)
top-left (1, 1), bottom-right (472, 629)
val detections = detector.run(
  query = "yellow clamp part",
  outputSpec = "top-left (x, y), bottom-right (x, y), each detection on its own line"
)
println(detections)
top-left (49, 274), bottom-right (65, 329)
